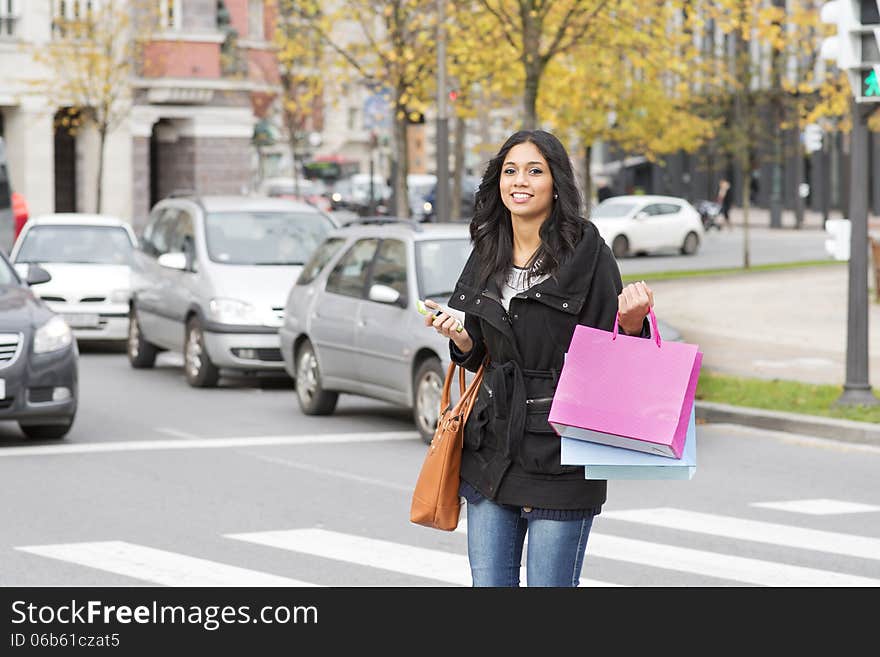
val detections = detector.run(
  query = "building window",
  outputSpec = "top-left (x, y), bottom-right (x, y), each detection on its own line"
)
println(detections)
top-left (248, 0), bottom-right (263, 40)
top-left (159, 0), bottom-right (181, 31)
top-left (0, 0), bottom-right (18, 38)
top-left (52, 0), bottom-right (99, 38)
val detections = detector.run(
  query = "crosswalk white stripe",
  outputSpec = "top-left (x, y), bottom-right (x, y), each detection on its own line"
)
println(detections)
top-left (16, 541), bottom-right (315, 587)
top-left (587, 534), bottom-right (880, 587)
top-left (229, 528), bottom-right (619, 587)
top-left (750, 499), bottom-right (880, 515)
top-left (602, 507), bottom-right (880, 561)
top-left (0, 432), bottom-right (419, 457)
top-left (228, 529), bottom-right (472, 586)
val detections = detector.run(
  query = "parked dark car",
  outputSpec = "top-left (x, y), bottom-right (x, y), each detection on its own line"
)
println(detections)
top-left (0, 251), bottom-right (78, 439)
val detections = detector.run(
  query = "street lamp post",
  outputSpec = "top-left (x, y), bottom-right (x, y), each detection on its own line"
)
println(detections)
top-left (836, 101), bottom-right (879, 407)
top-left (434, 0), bottom-right (449, 224)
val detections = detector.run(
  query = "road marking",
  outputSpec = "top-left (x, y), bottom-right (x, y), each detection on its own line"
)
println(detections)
top-left (155, 427), bottom-right (201, 440)
top-left (16, 541), bottom-right (314, 587)
top-left (0, 431), bottom-right (420, 457)
top-left (246, 452), bottom-right (413, 493)
top-left (750, 499), bottom-right (880, 515)
top-left (602, 508), bottom-right (880, 561)
top-left (587, 533), bottom-right (880, 586)
top-left (228, 528), bottom-right (618, 587)
top-left (228, 528), bottom-right (472, 586)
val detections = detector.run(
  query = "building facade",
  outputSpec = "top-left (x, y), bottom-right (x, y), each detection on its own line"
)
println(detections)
top-left (0, 0), bottom-right (280, 237)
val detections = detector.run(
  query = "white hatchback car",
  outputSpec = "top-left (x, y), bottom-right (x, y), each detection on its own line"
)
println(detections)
top-left (10, 213), bottom-right (138, 341)
top-left (589, 195), bottom-right (704, 258)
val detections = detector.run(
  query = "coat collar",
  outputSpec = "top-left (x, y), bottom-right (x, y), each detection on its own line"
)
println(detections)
top-left (450, 220), bottom-right (606, 319)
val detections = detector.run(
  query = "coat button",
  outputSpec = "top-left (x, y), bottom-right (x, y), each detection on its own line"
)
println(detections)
top-left (562, 302), bottom-right (569, 308)
top-left (460, 294), bottom-right (466, 300)
top-left (523, 506), bottom-right (532, 513)
top-left (535, 292), bottom-right (541, 298)
top-left (476, 299), bottom-right (481, 304)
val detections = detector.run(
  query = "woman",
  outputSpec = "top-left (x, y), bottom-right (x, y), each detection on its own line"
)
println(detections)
top-left (423, 130), bottom-right (654, 587)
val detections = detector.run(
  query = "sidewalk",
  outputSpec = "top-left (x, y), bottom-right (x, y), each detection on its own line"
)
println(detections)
top-left (650, 263), bottom-right (880, 446)
top-left (724, 205), bottom-right (880, 231)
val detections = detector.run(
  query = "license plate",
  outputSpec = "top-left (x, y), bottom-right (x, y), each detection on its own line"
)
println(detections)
top-left (63, 313), bottom-right (100, 328)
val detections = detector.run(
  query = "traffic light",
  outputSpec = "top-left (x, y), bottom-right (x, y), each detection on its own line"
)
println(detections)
top-left (820, 0), bottom-right (880, 103)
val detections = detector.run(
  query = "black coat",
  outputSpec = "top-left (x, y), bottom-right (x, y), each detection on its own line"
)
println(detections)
top-left (448, 221), bottom-right (644, 510)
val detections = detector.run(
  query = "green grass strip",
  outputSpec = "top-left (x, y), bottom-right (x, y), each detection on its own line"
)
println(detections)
top-left (622, 259), bottom-right (844, 283)
top-left (696, 371), bottom-right (880, 423)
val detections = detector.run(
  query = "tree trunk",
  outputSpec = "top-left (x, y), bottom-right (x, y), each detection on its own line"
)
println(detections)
top-left (583, 144), bottom-right (593, 214)
top-left (522, 62), bottom-right (541, 130)
top-left (96, 126), bottom-right (107, 214)
top-left (451, 115), bottom-right (465, 220)
top-left (393, 110), bottom-right (409, 218)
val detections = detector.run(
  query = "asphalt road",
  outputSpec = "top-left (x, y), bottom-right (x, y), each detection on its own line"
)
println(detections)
top-left (616, 225), bottom-right (831, 276)
top-left (1, 349), bottom-right (878, 587)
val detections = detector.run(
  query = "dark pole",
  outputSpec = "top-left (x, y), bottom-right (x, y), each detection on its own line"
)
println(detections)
top-left (434, 0), bottom-right (449, 224)
top-left (821, 128), bottom-right (830, 228)
top-left (836, 101), bottom-right (878, 407)
top-left (768, 0), bottom-right (785, 229)
top-left (369, 132), bottom-right (377, 215)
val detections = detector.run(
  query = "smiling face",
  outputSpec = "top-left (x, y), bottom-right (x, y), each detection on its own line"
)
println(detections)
top-left (499, 141), bottom-right (554, 225)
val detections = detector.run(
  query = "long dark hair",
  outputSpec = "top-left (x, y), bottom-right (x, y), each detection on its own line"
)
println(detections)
top-left (470, 130), bottom-right (585, 289)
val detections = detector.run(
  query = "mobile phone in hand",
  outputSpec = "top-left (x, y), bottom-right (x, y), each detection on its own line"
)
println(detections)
top-left (417, 299), bottom-right (463, 333)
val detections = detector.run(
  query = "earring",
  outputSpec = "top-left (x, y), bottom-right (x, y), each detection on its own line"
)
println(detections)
top-left (554, 193), bottom-right (558, 199)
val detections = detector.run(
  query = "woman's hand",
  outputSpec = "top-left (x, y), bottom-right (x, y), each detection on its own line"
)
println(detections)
top-left (423, 299), bottom-right (473, 353)
top-left (618, 280), bottom-right (654, 335)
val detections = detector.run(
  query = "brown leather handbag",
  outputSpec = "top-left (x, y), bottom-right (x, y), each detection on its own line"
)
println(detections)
top-left (410, 360), bottom-right (486, 531)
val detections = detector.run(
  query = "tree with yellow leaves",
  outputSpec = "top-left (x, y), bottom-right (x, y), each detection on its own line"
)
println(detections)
top-left (278, 0), bottom-right (438, 217)
top-left (26, 1), bottom-right (147, 214)
top-left (472, 0), bottom-right (618, 130)
top-left (540, 1), bottom-right (718, 206)
top-left (275, 0), bottom-right (326, 198)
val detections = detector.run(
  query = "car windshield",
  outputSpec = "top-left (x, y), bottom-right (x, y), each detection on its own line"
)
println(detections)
top-left (591, 202), bottom-right (638, 219)
top-left (205, 211), bottom-right (335, 265)
top-left (15, 225), bottom-right (135, 265)
top-left (0, 255), bottom-right (17, 285)
top-left (416, 238), bottom-right (471, 299)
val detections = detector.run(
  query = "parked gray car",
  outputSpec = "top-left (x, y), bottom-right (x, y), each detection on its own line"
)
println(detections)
top-left (129, 194), bottom-right (336, 386)
top-left (279, 220), bottom-right (472, 443)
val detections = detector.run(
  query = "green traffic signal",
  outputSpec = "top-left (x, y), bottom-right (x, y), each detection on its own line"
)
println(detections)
top-left (864, 69), bottom-right (880, 98)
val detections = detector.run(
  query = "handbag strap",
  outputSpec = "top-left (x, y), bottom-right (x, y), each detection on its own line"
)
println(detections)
top-left (452, 361), bottom-right (485, 419)
top-left (439, 360), bottom-right (486, 420)
top-left (612, 307), bottom-right (662, 347)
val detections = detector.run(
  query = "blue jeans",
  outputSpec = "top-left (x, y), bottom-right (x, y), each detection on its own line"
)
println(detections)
top-left (465, 497), bottom-right (594, 587)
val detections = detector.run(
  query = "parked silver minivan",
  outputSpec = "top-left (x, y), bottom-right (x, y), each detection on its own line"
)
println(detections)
top-left (128, 194), bottom-right (336, 387)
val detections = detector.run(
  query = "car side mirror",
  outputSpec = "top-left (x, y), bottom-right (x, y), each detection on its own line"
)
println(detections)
top-left (25, 264), bottom-right (52, 286)
top-left (368, 284), bottom-right (403, 306)
top-left (157, 252), bottom-right (187, 270)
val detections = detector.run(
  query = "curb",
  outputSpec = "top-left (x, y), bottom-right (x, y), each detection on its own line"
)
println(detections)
top-left (695, 401), bottom-right (880, 447)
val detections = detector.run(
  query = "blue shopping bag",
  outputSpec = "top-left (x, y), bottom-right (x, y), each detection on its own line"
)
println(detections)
top-left (560, 407), bottom-right (697, 480)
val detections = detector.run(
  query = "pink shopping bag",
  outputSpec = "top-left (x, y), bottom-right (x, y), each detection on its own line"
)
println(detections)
top-left (548, 309), bottom-right (702, 459)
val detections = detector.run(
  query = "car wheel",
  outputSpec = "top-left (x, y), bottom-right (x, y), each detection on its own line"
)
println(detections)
top-left (681, 231), bottom-right (700, 255)
top-left (127, 307), bottom-right (158, 368)
top-left (611, 235), bottom-right (629, 259)
top-left (19, 419), bottom-right (74, 440)
top-left (184, 317), bottom-right (220, 388)
top-left (413, 357), bottom-right (444, 444)
top-left (295, 340), bottom-right (338, 415)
